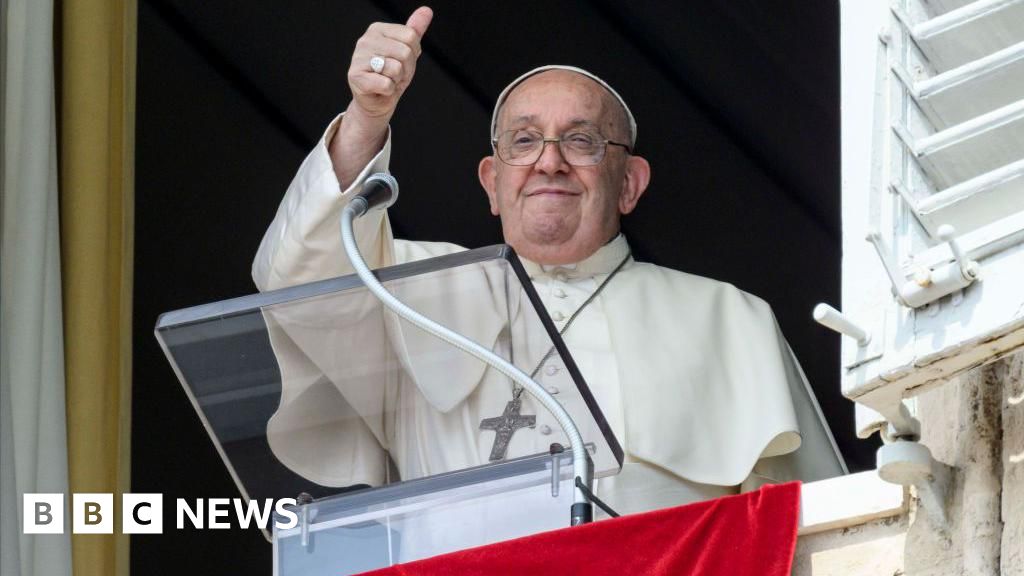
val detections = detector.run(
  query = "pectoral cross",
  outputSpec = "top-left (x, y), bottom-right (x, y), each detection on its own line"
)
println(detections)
top-left (480, 394), bottom-right (536, 461)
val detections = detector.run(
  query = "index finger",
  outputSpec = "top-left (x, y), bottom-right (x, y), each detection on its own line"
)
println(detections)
top-left (405, 6), bottom-right (433, 38)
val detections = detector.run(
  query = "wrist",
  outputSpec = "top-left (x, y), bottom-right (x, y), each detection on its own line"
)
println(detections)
top-left (341, 102), bottom-right (391, 138)
top-left (330, 103), bottom-right (390, 189)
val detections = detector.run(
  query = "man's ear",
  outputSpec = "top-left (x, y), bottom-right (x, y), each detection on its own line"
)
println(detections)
top-left (619, 155), bottom-right (651, 215)
top-left (479, 155), bottom-right (500, 215)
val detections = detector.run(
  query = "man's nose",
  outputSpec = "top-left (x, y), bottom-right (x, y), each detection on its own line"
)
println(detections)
top-left (533, 139), bottom-right (570, 175)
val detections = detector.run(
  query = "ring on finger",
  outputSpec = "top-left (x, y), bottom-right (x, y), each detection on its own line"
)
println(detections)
top-left (370, 55), bottom-right (386, 74)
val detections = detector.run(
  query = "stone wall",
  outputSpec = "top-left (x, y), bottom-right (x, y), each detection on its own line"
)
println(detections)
top-left (794, 516), bottom-right (907, 575)
top-left (1000, 353), bottom-right (1022, 576)
top-left (795, 351), bottom-right (1022, 575)
top-left (904, 351), bottom-right (1022, 575)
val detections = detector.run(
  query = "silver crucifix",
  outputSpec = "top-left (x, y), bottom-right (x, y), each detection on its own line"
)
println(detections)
top-left (480, 393), bottom-right (536, 461)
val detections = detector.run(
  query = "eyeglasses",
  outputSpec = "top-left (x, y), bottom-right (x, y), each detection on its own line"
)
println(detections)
top-left (492, 128), bottom-right (632, 166)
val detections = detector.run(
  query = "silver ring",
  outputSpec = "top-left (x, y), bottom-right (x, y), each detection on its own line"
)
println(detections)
top-left (370, 56), bottom-right (385, 74)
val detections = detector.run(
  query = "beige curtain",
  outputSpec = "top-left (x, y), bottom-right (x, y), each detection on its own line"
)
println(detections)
top-left (1, 0), bottom-right (74, 575)
top-left (59, 0), bottom-right (136, 575)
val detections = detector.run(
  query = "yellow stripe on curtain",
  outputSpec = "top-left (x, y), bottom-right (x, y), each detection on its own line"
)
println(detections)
top-left (59, 0), bottom-right (136, 575)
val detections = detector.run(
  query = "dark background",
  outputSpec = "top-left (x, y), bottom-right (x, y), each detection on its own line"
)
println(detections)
top-left (133, 1), bottom-right (868, 573)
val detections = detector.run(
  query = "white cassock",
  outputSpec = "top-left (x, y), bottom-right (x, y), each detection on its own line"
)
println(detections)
top-left (252, 115), bottom-right (846, 518)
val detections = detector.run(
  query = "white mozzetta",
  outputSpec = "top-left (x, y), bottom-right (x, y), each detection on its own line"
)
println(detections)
top-left (253, 115), bottom-right (845, 515)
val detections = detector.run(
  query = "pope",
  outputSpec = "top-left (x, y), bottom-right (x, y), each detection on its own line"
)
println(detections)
top-left (252, 6), bottom-right (846, 515)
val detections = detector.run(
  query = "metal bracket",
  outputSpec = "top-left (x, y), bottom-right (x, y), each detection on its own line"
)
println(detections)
top-left (813, 303), bottom-right (885, 369)
top-left (877, 439), bottom-right (953, 529)
top-left (814, 303), bottom-right (872, 346)
top-left (296, 492), bottom-right (314, 549)
top-left (551, 450), bottom-right (562, 498)
top-left (866, 224), bottom-right (979, 309)
top-left (852, 391), bottom-right (951, 529)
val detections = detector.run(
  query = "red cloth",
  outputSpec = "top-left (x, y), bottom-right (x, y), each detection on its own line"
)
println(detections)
top-left (358, 481), bottom-right (801, 576)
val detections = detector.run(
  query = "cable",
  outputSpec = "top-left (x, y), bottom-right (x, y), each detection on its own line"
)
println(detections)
top-left (340, 199), bottom-right (594, 524)
top-left (574, 477), bottom-right (620, 518)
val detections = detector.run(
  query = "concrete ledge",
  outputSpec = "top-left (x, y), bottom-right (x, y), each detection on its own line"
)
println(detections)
top-left (798, 470), bottom-right (907, 535)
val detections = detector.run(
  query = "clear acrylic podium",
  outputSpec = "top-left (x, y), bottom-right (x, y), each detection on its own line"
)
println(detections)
top-left (155, 245), bottom-right (623, 575)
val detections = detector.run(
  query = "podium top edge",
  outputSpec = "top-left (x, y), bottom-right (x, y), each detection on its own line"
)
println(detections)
top-left (155, 244), bottom-right (517, 331)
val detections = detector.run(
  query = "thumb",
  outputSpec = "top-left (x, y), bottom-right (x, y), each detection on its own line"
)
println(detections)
top-left (405, 6), bottom-right (433, 38)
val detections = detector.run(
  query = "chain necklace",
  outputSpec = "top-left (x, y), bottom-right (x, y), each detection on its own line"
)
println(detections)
top-left (480, 251), bottom-right (632, 461)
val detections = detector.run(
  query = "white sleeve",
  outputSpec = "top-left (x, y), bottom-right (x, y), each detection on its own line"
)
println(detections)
top-left (252, 113), bottom-right (397, 291)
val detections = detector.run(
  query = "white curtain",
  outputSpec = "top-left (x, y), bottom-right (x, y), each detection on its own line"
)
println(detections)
top-left (1, 0), bottom-right (73, 574)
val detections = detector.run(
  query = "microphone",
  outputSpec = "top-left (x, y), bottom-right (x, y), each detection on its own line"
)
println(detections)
top-left (351, 173), bottom-right (399, 217)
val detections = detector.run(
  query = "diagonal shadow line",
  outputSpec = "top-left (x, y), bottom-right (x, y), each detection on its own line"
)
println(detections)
top-left (369, 0), bottom-right (493, 114)
top-left (144, 0), bottom-right (837, 243)
top-left (589, 0), bottom-right (839, 242)
top-left (714, 1), bottom-right (838, 121)
top-left (143, 0), bottom-right (315, 152)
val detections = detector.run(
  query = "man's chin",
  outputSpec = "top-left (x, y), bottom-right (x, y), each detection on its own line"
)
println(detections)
top-left (511, 228), bottom-right (596, 265)
top-left (520, 221), bottom-right (576, 246)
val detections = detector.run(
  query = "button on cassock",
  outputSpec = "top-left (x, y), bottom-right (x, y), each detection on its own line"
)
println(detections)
top-left (551, 311), bottom-right (565, 322)
top-left (553, 288), bottom-right (567, 299)
top-left (545, 365), bottom-right (560, 376)
top-left (539, 425), bottom-right (552, 435)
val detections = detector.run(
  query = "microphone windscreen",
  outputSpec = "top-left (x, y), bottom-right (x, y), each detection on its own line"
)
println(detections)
top-left (359, 173), bottom-right (399, 212)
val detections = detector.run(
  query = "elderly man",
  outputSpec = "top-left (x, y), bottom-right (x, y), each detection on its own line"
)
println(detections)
top-left (253, 6), bottom-right (844, 516)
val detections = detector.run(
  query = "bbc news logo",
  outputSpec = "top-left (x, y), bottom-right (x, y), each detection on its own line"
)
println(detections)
top-left (23, 494), bottom-right (298, 534)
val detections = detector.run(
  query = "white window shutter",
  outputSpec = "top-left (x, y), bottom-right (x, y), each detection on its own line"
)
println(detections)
top-left (837, 0), bottom-right (1024, 434)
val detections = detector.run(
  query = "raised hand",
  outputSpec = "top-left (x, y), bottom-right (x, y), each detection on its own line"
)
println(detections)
top-left (347, 6), bottom-right (433, 120)
top-left (332, 6), bottom-right (433, 188)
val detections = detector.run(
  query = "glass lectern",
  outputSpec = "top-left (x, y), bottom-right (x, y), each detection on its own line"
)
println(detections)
top-left (155, 245), bottom-right (623, 575)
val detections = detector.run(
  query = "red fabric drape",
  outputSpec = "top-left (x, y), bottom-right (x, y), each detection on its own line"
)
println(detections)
top-left (359, 481), bottom-right (801, 576)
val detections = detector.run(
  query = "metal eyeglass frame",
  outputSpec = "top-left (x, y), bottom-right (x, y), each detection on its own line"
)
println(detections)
top-left (491, 129), bottom-right (633, 166)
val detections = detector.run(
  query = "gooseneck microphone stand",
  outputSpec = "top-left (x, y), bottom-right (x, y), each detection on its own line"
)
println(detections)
top-left (340, 173), bottom-right (594, 526)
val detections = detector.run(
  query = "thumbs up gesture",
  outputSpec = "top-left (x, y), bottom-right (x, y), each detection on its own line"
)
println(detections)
top-left (331, 7), bottom-right (432, 188)
top-left (347, 6), bottom-right (433, 121)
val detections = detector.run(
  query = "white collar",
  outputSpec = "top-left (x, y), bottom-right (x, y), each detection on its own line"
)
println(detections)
top-left (520, 234), bottom-right (632, 280)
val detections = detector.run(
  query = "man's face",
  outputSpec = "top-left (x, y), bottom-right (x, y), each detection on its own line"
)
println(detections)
top-left (478, 70), bottom-right (649, 265)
